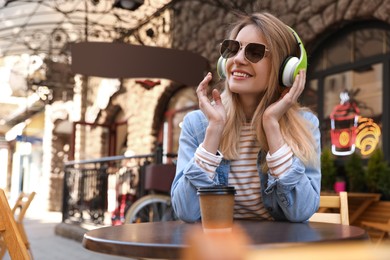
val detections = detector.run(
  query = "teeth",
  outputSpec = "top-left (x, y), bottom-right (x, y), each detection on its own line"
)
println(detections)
top-left (233, 71), bottom-right (250, 77)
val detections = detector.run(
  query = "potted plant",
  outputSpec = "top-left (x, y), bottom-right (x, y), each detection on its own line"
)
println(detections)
top-left (365, 149), bottom-right (390, 200)
top-left (345, 152), bottom-right (366, 192)
top-left (377, 167), bottom-right (390, 200)
top-left (365, 149), bottom-right (387, 193)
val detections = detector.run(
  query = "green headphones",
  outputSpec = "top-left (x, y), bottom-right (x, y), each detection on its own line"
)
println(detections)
top-left (217, 27), bottom-right (307, 87)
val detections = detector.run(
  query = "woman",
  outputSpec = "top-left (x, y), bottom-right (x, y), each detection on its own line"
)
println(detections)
top-left (171, 12), bottom-right (321, 223)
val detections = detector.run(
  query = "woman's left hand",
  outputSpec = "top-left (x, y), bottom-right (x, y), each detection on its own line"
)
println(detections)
top-left (262, 70), bottom-right (306, 154)
top-left (263, 69), bottom-right (306, 122)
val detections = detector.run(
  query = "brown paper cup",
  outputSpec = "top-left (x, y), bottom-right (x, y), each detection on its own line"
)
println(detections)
top-left (197, 186), bottom-right (235, 232)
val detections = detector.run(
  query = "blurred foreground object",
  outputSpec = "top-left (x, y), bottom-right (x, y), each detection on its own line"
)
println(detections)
top-left (182, 224), bottom-right (250, 260)
top-left (182, 222), bottom-right (389, 260)
top-left (246, 241), bottom-right (390, 260)
top-left (362, 220), bottom-right (390, 245)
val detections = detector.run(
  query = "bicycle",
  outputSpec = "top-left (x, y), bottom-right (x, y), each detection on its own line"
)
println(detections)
top-left (124, 163), bottom-right (178, 223)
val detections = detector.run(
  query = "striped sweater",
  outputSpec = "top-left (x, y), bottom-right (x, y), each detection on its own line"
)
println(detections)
top-left (194, 123), bottom-right (293, 220)
top-left (229, 123), bottom-right (272, 220)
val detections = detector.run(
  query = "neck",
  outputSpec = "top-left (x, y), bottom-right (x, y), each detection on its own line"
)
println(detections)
top-left (239, 94), bottom-right (261, 120)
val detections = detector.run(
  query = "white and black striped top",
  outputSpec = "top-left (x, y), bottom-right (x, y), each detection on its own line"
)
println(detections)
top-left (229, 123), bottom-right (273, 220)
top-left (194, 123), bottom-right (293, 220)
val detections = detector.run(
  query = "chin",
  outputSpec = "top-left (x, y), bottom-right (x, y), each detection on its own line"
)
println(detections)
top-left (228, 86), bottom-right (242, 94)
top-left (229, 81), bottom-right (266, 95)
top-left (228, 83), bottom-right (250, 94)
top-left (228, 81), bottom-right (244, 92)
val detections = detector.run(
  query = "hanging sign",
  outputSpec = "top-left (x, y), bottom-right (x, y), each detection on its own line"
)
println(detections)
top-left (355, 117), bottom-right (381, 156)
top-left (330, 91), bottom-right (381, 156)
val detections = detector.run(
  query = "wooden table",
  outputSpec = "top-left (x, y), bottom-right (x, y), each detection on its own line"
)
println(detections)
top-left (82, 220), bottom-right (369, 259)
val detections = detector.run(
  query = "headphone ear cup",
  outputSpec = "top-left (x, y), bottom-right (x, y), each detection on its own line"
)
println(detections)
top-left (279, 56), bottom-right (299, 87)
top-left (217, 56), bottom-right (227, 79)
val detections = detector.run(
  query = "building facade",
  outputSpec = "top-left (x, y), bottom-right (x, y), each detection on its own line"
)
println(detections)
top-left (2, 0), bottom-right (390, 210)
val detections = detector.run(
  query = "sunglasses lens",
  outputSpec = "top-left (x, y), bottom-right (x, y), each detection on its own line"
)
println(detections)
top-left (220, 40), bottom-right (267, 63)
top-left (220, 40), bottom-right (240, 58)
top-left (245, 43), bottom-right (266, 63)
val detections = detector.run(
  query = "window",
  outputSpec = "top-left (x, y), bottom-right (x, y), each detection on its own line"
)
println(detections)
top-left (304, 22), bottom-right (390, 159)
top-left (161, 87), bottom-right (198, 161)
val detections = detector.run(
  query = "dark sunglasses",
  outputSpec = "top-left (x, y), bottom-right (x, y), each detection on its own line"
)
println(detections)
top-left (219, 39), bottom-right (269, 63)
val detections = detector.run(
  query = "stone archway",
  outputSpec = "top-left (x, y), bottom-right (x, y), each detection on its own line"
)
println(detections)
top-left (151, 82), bottom-right (184, 138)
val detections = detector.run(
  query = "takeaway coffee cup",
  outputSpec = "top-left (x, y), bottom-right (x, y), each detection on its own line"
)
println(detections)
top-left (197, 186), bottom-right (236, 232)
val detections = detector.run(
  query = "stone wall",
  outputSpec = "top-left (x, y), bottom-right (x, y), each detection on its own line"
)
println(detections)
top-left (170, 0), bottom-right (390, 63)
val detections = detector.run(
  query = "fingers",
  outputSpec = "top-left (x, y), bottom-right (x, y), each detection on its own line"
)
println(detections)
top-left (196, 72), bottom-right (212, 98)
top-left (196, 72), bottom-right (217, 112)
top-left (212, 89), bottom-right (222, 105)
top-left (290, 69), bottom-right (306, 101)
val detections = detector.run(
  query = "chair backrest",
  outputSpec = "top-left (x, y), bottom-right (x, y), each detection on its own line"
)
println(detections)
top-left (144, 164), bottom-right (176, 193)
top-left (12, 191), bottom-right (36, 253)
top-left (12, 192), bottom-right (36, 224)
top-left (309, 191), bottom-right (349, 225)
top-left (0, 189), bottom-right (31, 260)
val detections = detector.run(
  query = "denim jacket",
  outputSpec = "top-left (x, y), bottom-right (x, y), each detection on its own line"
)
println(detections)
top-left (171, 109), bottom-right (321, 223)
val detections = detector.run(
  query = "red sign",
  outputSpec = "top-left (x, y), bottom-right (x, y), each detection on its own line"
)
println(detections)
top-left (330, 92), bottom-right (380, 156)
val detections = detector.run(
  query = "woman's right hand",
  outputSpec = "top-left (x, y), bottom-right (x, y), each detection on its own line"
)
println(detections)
top-left (196, 72), bottom-right (227, 129)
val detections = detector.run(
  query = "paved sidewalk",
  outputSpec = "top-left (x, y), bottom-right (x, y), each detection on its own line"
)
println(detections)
top-left (3, 198), bottom-right (133, 260)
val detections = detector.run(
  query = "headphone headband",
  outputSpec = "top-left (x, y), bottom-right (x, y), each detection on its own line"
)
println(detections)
top-left (289, 27), bottom-right (307, 81)
top-left (279, 27), bottom-right (307, 87)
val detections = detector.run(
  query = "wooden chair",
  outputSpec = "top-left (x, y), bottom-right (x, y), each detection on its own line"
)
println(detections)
top-left (361, 219), bottom-right (390, 244)
top-left (309, 191), bottom-right (349, 225)
top-left (11, 191), bottom-right (36, 258)
top-left (0, 189), bottom-right (31, 260)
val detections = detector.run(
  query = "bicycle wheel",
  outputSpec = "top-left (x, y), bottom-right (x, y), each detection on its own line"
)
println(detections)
top-left (124, 194), bottom-right (177, 223)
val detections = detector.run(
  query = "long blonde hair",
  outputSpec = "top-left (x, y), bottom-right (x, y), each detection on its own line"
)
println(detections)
top-left (219, 12), bottom-right (318, 171)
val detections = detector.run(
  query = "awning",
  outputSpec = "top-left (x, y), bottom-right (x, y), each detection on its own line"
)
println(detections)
top-left (71, 42), bottom-right (209, 86)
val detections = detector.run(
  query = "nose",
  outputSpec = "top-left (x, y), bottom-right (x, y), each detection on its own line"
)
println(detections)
top-left (233, 46), bottom-right (247, 64)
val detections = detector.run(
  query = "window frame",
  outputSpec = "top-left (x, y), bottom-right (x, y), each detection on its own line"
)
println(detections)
top-left (306, 21), bottom-right (390, 162)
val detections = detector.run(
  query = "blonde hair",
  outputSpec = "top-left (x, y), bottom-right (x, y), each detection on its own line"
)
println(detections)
top-left (219, 12), bottom-right (318, 171)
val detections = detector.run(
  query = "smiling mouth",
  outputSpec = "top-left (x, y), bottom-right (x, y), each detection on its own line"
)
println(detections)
top-left (232, 71), bottom-right (251, 78)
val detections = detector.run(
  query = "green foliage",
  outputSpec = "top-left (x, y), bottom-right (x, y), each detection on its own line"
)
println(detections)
top-left (320, 147), bottom-right (390, 200)
top-left (365, 149), bottom-right (387, 193)
top-left (321, 148), bottom-right (336, 191)
top-left (345, 152), bottom-right (366, 192)
top-left (377, 167), bottom-right (390, 200)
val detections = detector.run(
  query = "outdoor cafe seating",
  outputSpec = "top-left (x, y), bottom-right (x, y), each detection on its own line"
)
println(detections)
top-left (309, 191), bottom-right (349, 225)
top-left (0, 189), bottom-right (32, 260)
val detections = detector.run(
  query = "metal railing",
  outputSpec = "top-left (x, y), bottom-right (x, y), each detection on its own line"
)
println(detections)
top-left (62, 153), bottom-right (155, 225)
